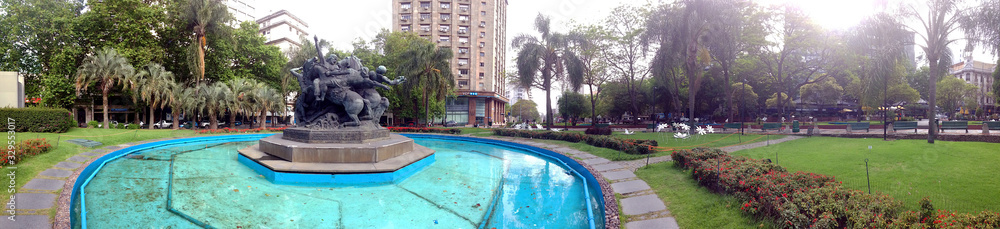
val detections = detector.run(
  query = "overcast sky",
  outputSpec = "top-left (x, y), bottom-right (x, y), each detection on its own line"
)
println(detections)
top-left (257, 0), bottom-right (997, 116)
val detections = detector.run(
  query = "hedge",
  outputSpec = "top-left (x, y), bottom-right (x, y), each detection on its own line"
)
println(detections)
top-left (492, 129), bottom-right (657, 155)
top-left (1, 138), bottom-right (53, 169)
top-left (387, 127), bottom-right (461, 134)
top-left (0, 107), bottom-right (75, 133)
top-left (672, 148), bottom-right (1000, 228)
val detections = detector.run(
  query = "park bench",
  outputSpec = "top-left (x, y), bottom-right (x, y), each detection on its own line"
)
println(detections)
top-left (984, 121), bottom-right (1000, 130)
top-left (723, 123), bottom-right (743, 131)
top-left (846, 122), bottom-right (870, 133)
top-left (761, 123), bottom-right (781, 132)
top-left (596, 123), bottom-right (610, 128)
top-left (939, 121), bottom-right (968, 133)
top-left (892, 121), bottom-right (918, 133)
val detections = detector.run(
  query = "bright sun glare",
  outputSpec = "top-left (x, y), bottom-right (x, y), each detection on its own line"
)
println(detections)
top-left (768, 0), bottom-right (881, 30)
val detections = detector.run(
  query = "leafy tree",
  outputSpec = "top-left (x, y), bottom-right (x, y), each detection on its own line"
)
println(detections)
top-left (557, 91), bottom-right (588, 125)
top-left (78, 0), bottom-right (167, 67)
top-left (569, 24), bottom-right (610, 126)
top-left (398, 36), bottom-right (454, 126)
top-left (225, 78), bottom-right (256, 128)
top-left (729, 82), bottom-right (759, 118)
top-left (799, 77), bottom-right (843, 107)
top-left (1, 0), bottom-right (85, 106)
top-left (509, 99), bottom-right (540, 123)
top-left (601, 4), bottom-right (650, 118)
top-left (512, 14), bottom-right (585, 129)
top-left (195, 82), bottom-right (230, 129)
top-left (936, 76), bottom-right (978, 118)
top-left (164, 81), bottom-right (197, 130)
top-left (902, 0), bottom-right (969, 143)
top-left (766, 92), bottom-right (794, 109)
top-left (182, 0), bottom-right (232, 83)
top-left (137, 64), bottom-right (175, 129)
top-left (963, 0), bottom-right (1000, 105)
top-left (598, 81), bottom-right (649, 119)
top-left (75, 48), bottom-right (134, 129)
top-left (906, 66), bottom-right (933, 100)
top-left (231, 21), bottom-right (287, 88)
top-left (849, 13), bottom-right (913, 123)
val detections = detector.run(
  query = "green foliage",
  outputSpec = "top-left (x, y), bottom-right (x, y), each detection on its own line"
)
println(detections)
top-left (509, 99), bottom-right (540, 122)
top-left (230, 21), bottom-right (287, 88)
top-left (75, 47), bottom-right (134, 129)
top-left (765, 92), bottom-right (794, 108)
top-left (87, 120), bottom-right (99, 128)
top-left (936, 76), bottom-right (978, 118)
top-left (40, 75), bottom-right (77, 108)
top-left (0, 138), bottom-right (53, 168)
top-left (584, 127), bottom-right (612, 135)
top-left (730, 82), bottom-right (759, 115)
top-left (492, 129), bottom-right (656, 154)
top-left (557, 91), bottom-right (588, 120)
top-left (799, 77), bottom-right (843, 106)
top-left (1, 0), bottom-right (86, 99)
top-left (387, 127), bottom-right (461, 134)
top-left (513, 14), bottom-right (585, 127)
top-left (0, 108), bottom-right (75, 133)
top-left (78, 0), bottom-right (167, 67)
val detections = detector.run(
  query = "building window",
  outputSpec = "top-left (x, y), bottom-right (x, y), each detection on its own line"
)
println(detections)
top-left (401, 25), bottom-right (410, 31)
top-left (480, 32), bottom-right (486, 37)
top-left (458, 80), bottom-right (469, 88)
top-left (459, 26), bottom-right (469, 34)
top-left (479, 72), bottom-right (485, 77)
top-left (479, 42), bottom-right (485, 47)
top-left (479, 82), bottom-right (484, 90)
top-left (459, 4), bottom-right (470, 11)
top-left (479, 62), bottom-right (484, 67)
top-left (440, 2), bottom-right (450, 9)
top-left (459, 48), bottom-right (469, 54)
top-left (458, 59), bottom-right (469, 66)
top-left (459, 69), bottom-right (469, 75)
top-left (401, 14), bottom-right (412, 20)
top-left (420, 25), bottom-right (431, 32)
top-left (439, 36), bottom-right (450, 42)
top-left (480, 21), bottom-right (486, 27)
top-left (459, 15), bottom-right (469, 21)
top-left (441, 13), bottom-right (451, 21)
top-left (420, 13), bottom-right (430, 20)
top-left (479, 52), bottom-right (485, 57)
top-left (401, 2), bottom-right (411, 9)
top-left (459, 37), bottom-right (469, 44)
top-left (482, 2), bottom-right (486, 6)
top-left (481, 11), bottom-right (486, 16)
top-left (420, 2), bottom-right (430, 8)
top-left (439, 25), bottom-right (450, 32)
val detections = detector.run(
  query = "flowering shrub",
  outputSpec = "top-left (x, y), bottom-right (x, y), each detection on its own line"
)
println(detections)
top-left (671, 148), bottom-right (1000, 229)
top-left (493, 129), bottom-right (657, 154)
top-left (387, 127), bottom-right (461, 134)
top-left (1, 138), bottom-right (53, 168)
top-left (195, 127), bottom-right (288, 134)
top-left (585, 127), bottom-right (612, 135)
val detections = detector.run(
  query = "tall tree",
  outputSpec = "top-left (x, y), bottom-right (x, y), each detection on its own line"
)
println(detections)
top-left (850, 13), bottom-right (912, 124)
top-left (509, 99), bottom-right (540, 123)
top-left (512, 14), bottom-right (585, 129)
top-left (569, 24), bottom-right (610, 126)
top-left (78, 0), bottom-right (167, 68)
top-left (964, 0), bottom-right (1000, 104)
top-left (601, 5), bottom-right (651, 119)
top-left (936, 76), bottom-right (979, 118)
top-left (903, 0), bottom-right (969, 143)
top-left (137, 63), bottom-right (175, 129)
top-left (196, 82), bottom-right (230, 129)
top-left (398, 38), bottom-right (454, 126)
top-left (182, 0), bottom-right (232, 83)
top-left (557, 91), bottom-right (588, 126)
top-left (1, 0), bottom-right (85, 108)
top-left (75, 48), bottom-right (134, 129)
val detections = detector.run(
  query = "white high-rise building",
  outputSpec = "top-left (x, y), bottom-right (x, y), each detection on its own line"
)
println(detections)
top-left (222, 0), bottom-right (256, 23)
top-left (256, 10), bottom-right (310, 54)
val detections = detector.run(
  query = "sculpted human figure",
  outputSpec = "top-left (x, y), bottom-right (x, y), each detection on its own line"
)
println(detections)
top-left (290, 49), bottom-right (405, 128)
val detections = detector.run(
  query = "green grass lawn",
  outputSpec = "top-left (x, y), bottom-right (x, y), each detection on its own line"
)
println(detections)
top-left (453, 127), bottom-right (494, 137)
top-left (520, 132), bottom-right (785, 161)
top-left (731, 137), bottom-right (1000, 213)
top-left (0, 128), bottom-right (283, 219)
top-left (635, 162), bottom-right (775, 228)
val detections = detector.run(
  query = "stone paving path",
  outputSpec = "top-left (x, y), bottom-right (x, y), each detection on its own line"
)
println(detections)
top-left (0, 139), bottom-right (170, 229)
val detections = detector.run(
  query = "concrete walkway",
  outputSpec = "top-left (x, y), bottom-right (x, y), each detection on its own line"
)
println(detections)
top-left (0, 139), bottom-right (172, 229)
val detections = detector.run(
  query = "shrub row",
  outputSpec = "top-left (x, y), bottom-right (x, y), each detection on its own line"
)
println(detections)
top-left (1, 138), bottom-right (54, 168)
top-left (387, 127), bottom-right (461, 134)
top-left (0, 108), bottom-right (75, 133)
top-left (492, 129), bottom-right (658, 155)
top-left (194, 127), bottom-right (288, 134)
top-left (585, 127), bottom-right (612, 135)
top-left (671, 148), bottom-right (1000, 228)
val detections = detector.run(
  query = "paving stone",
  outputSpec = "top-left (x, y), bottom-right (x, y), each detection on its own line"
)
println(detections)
top-left (38, 169), bottom-right (72, 178)
top-left (575, 153), bottom-right (598, 159)
top-left (53, 162), bottom-right (80, 170)
top-left (625, 217), bottom-right (679, 229)
top-left (612, 180), bottom-right (651, 194)
top-left (592, 163), bottom-right (624, 172)
top-left (0, 215), bottom-right (51, 229)
top-left (11, 193), bottom-right (56, 209)
top-left (80, 152), bottom-right (101, 157)
top-left (601, 170), bottom-right (637, 181)
top-left (66, 156), bottom-right (88, 163)
top-left (621, 194), bottom-right (667, 215)
top-left (583, 158), bottom-right (611, 165)
top-left (90, 149), bottom-right (106, 153)
top-left (22, 179), bottom-right (63, 191)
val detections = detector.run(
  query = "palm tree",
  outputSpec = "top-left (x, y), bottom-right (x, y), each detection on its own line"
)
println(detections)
top-left (252, 84), bottom-right (281, 128)
top-left (226, 78), bottom-right (254, 128)
top-left (399, 39), bottom-right (455, 127)
top-left (902, 0), bottom-right (968, 143)
top-left (196, 82), bottom-right (230, 130)
top-left (512, 14), bottom-right (585, 130)
top-left (75, 48), bottom-right (135, 129)
top-left (183, 0), bottom-right (232, 83)
top-left (137, 64), bottom-right (175, 129)
top-left (164, 81), bottom-right (199, 130)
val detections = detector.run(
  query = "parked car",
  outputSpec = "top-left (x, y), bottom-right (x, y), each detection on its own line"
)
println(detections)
top-left (152, 120), bottom-right (172, 129)
top-left (443, 120), bottom-right (457, 127)
top-left (200, 121), bottom-right (225, 128)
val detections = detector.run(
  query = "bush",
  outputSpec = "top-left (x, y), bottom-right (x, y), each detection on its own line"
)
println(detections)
top-left (492, 129), bottom-right (657, 154)
top-left (87, 120), bottom-right (99, 128)
top-left (671, 148), bottom-right (1000, 229)
top-left (585, 127), bottom-right (612, 135)
top-left (0, 108), bottom-right (75, 133)
top-left (386, 127), bottom-right (461, 134)
top-left (126, 124), bottom-right (139, 129)
top-left (0, 138), bottom-right (54, 168)
top-left (898, 117), bottom-right (916, 122)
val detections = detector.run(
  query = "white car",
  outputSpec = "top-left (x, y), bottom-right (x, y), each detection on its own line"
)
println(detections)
top-left (200, 121), bottom-right (225, 128)
top-left (153, 120), bottom-right (173, 129)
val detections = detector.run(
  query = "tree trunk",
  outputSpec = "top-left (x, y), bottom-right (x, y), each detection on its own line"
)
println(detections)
top-left (148, 106), bottom-right (155, 130)
top-left (210, 114), bottom-right (218, 130)
top-left (102, 93), bottom-right (110, 129)
top-left (229, 112), bottom-right (236, 129)
top-left (545, 78), bottom-right (552, 130)
top-left (259, 110), bottom-right (266, 129)
top-left (172, 112), bottom-right (180, 130)
top-left (927, 56), bottom-right (938, 143)
top-left (424, 86), bottom-right (429, 127)
top-left (724, 66), bottom-right (733, 122)
top-left (198, 36), bottom-right (206, 82)
top-left (589, 84), bottom-right (597, 126)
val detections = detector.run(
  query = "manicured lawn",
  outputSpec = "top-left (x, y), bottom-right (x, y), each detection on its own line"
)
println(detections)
top-left (731, 137), bottom-right (1000, 213)
top-left (635, 162), bottom-right (775, 229)
top-left (524, 132), bottom-right (784, 161)
top-left (0, 128), bottom-right (281, 218)
top-left (454, 127), bottom-right (494, 137)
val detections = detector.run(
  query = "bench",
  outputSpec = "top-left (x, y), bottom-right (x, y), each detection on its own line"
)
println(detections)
top-left (984, 121), bottom-right (1000, 130)
top-left (846, 122), bottom-right (870, 133)
top-left (723, 123), bottom-right (743, 131)
top-left (761, 123), bottom-right (781, 132)
top-left (596, 123), bottom-right (610, 128)
top-left (939, 121), bottom-right (968, 133)
top-left (892, 121), bottom-right (918, 133)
